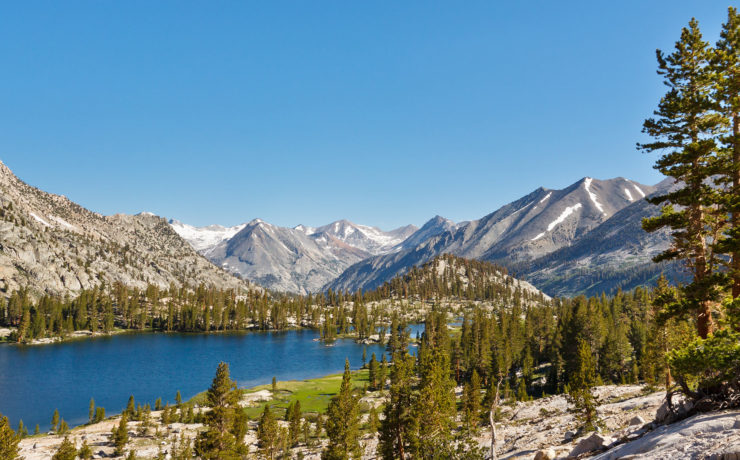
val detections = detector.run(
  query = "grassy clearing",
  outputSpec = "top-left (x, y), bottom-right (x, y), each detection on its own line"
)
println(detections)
top-left (242, 368), bottom-right (371, 419)
top-left (188, 368), bottom-right (373, 419)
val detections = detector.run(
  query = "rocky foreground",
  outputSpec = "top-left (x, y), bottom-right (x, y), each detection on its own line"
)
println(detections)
top-left (16, 384), bottom-right (740, 459)
top-left (488, 385), bottom-right (740, 459)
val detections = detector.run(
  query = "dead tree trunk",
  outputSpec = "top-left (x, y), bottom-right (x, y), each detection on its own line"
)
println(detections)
top-left (489, 376), bottom-right (503, 460)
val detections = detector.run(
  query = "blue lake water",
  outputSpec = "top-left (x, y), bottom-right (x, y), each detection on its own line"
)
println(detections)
top-left (0, 330), bottom-right (396, 431)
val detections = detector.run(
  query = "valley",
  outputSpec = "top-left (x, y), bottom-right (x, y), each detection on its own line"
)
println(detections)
top-left (1, 4), bottom-right (739, 459)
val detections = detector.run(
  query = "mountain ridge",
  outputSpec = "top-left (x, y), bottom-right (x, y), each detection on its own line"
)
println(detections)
top-left (171, 217), bottom-right (418, 294)
top-left (0, 160), bottom-right (251, 298)
top-left (326, 176), bottom-right (670, 296)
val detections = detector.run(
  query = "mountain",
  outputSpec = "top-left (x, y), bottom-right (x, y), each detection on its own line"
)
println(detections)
top-left (326, 177), bottom-right (672, 296)
top-left (507, 178), bottom-right (683, 297)
top-left (167, 219), bottom-right (247, 252)
top-left (297, 219), bottom-right (417, 255)
top-left (444, 177), bottom-right (656, 263)
top-left (172, 218), bottom-right (417, 294)
top-left (399, 215), bottom-right (458, 250)
top-left (0, 160), bottom-right (250, 298)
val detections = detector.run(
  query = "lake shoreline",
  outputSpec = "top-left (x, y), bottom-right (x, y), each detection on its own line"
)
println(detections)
top-left (0, 328), bottom-right (390, 433)
top-left (0, 324), bottom-right (389, 347)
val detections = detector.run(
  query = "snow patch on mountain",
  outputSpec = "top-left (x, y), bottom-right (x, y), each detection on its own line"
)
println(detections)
top-left (625, 179), bottom-right (647, 198)
top-left (50, 215), bottom-right (78, 231)
top-left (532, 203), bottom-right (583, 241)
top-left (29, 212), bottom-right (50, 227)
top-left (624, 188), bottom-right (634, 201)
top-left (584, 178), bottom-right (606, 216)
top-left (539, 192), bottom-right (552, 204)
top-left (633, 184), bottom-right (646, 198)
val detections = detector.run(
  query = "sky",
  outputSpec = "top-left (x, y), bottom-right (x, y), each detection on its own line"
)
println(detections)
top-left (0, 2), bottom-right (733, 229)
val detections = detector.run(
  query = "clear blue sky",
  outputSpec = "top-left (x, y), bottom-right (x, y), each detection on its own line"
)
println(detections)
top-left (0, 2), bottom-right (732, 229)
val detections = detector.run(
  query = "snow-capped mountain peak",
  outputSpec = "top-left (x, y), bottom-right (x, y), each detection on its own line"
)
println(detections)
top-left (312, 219), bottom-right (417, 255)
top-left (169, 217), bottom-right (417, 293)
top-left (168, 219), bottom-right (247, 252)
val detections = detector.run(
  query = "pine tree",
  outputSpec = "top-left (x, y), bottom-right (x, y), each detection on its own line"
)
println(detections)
top-left (89, 398), bottom-right (95, 424)
top-left (16, 420), bottom-right (27, 438)
top-left (640, 17), bottom-right (723, 339)
top-left (377, 354), bottom-right (388, 390)
top-left (17, 308), bottom-right (30, 343)
top-left (378, 352), bottom-right (416, 459)
top-left (112, 413), bottom-right (129, 456)
top-left (52, 436), bottom-right (77, 460)
top-left (94, 407), bottom-right (106, 423)
top-left (161, 404), bottom-right (171, 425)
top-left (463, 369), bottom-right (482, 429)
top-left (138, 406), bottom-right (151, 436)
top-left (194, 362), bottom-right (246, 459)
top-left (126, 395), bottom-right (135, 417)
top-left (78, 439), bottom-right (93, 460)
top-left (58, 419), bottom-right (69, 435)
top-left (368, 406), bottom-right (380, 434)
top-left (323, 359), bottom-right (361, 460)
top-left (51, 408), bottom-right (59, 433)
top-left (288, 400), bottom-right (302, 447)
top-left (368, 353), bottom-right (379, 390)
top-left (642, 275), bottom-right (692, 388)
top-left (599, 320), bottom-right (633, 383)
top-left (0, 414), bottom-right (20, 460)
top-left (413, 315), bottom-right (456, 456)
top-left (568, 340), bottom-right (600, 432)
top-left (258, 405), bottom-right (279, 460)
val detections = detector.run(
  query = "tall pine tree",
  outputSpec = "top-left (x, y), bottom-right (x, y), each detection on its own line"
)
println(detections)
top-left (194, 362), bottom-right (247, 459)
top-left (323, 359), bottom-right (361, 460)
top-left (640, 18), bottom-right (723, 338)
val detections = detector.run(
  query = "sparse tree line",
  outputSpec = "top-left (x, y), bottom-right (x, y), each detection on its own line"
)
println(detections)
top-left (0, 253), bottom-right (550, 344)
top-left (0, 277), bottom-right (722, 458)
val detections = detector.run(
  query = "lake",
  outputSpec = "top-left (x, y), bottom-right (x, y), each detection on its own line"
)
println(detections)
top-left (0, 329), bottom-right (400, 431)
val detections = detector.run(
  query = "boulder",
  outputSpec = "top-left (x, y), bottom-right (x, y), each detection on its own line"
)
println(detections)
top-left (569, 433), bottom-right (614, 457)
top-left (533, 448), bottom-right (556, 460)
top-left (628, 415), bottom-right (645, 426)
top-left (564, 430), bottom-right (576, 441)
top-left (655, 395), bottom-right (693, 424)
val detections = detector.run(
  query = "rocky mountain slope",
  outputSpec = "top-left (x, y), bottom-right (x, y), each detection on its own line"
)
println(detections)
top-left (508, 179), bottom-right (681, 297)
top-left (165, 175), bottom-right (671, 297)
top-left (327, 177), bottom-right (673, 296)
top-left (0, 160), bottom-right (249, 298)
top-left (172, 218), bottom-right (416, 294)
